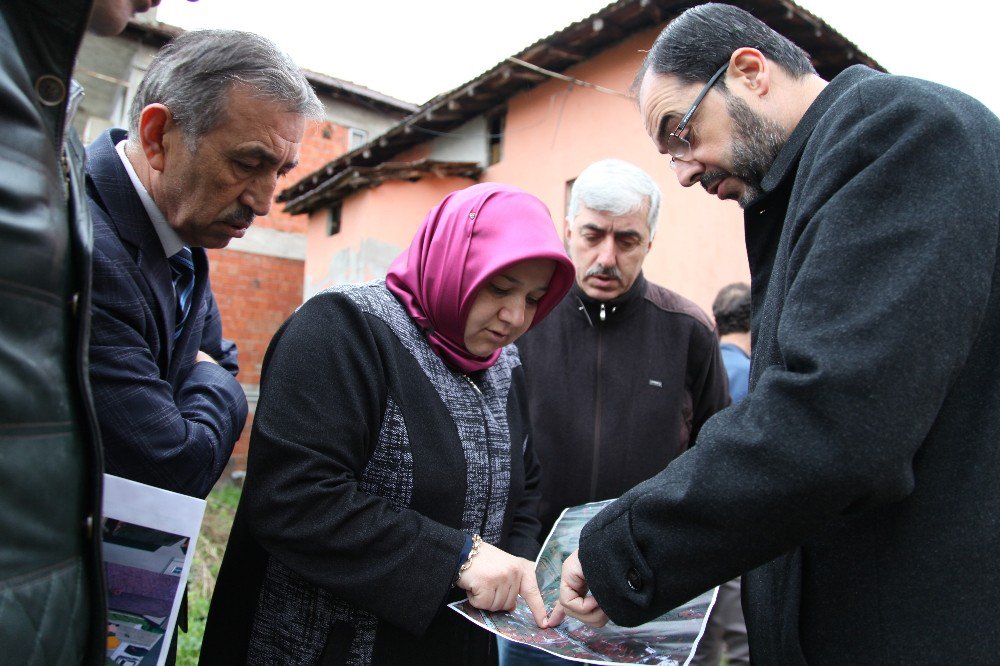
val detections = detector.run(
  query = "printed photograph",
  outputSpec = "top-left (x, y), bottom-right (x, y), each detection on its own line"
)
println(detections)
top-left (451, 501), bottom-right (716, 664)
top-left (102, 519), bottom-right (190, 666)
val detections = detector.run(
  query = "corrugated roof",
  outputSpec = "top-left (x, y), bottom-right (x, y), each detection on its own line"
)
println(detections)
top-left (282, 159), bottom-right (483, 213)
top-left (278, 0), bottom-right (881, 215)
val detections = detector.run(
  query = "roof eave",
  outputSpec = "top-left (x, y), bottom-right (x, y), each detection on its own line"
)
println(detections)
top-left (279, 0), bottom-right (882, 214)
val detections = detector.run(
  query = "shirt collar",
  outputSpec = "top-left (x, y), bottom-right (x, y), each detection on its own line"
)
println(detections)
top-left (115, 138), bottom-right (184, 258)
top-left (720, 341), bottom-right (750, 359)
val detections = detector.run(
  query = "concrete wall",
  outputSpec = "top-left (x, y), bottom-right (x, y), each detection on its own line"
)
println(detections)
top-left (304, 172), bottom-right (476, 299)
top-left (72, 35), bottom-right (158, 143)
top-left (427, 115), bottom-right (490, 166)
top-left (322, 97), bottom-right (403, 139)
top-left (484, 27), bottom-right (749, 313)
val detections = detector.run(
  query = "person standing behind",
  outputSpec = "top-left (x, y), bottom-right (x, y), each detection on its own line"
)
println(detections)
top-left (712, 282), bottom-right (751, 403)
top-left (503, 158), bottom-right (730, 665)
top-left (557, 4), bottom-right (1000, 663)
top-left (0, 1), bottom-right (187, 663)
top-left (86, 29), bottom-right (322, 498)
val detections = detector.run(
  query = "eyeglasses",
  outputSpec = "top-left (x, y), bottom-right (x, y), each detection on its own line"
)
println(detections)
top-left (666, 63), bottom-right (729, 164)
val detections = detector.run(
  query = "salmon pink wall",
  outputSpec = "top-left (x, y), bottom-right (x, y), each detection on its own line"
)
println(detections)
top-left (303, 25), bottom-right (750, 316)
top-left (486, 27), bottom-right (749, 313)
top-left (304, 174), bottom-right (478, 297)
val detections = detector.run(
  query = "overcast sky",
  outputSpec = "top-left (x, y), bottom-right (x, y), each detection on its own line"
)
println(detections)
top-left (156, 0), bottom-right (997, 115)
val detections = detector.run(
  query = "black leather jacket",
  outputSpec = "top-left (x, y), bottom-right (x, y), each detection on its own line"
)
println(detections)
top-left (0, 1), bottom-right (105, 663)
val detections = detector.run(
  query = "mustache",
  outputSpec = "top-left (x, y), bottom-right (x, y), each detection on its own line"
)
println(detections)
top-left (700, 169), bottom-right (732, 192)
top-left (585, 263), bottom-right (622, 280)
top-left (221, 205), bottom-right (255, 226)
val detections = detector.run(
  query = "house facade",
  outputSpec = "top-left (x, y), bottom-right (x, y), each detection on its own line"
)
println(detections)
top-left (280, 0), bottom-right (878, 316)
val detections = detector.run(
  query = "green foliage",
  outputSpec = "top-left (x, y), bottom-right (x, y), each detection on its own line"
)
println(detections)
top-left (175, 484), bottom-right (241, 665)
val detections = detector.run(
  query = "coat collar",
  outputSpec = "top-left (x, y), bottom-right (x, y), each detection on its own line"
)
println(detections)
top-left (86, 128), bottom-right (165, 262)
top-left (759, 65), bottom-right (880, 197)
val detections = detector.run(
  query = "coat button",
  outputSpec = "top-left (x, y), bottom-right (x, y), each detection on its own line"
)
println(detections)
top-left (35, 75), bottom-right (67, 107)
top-left (84, 515), bottom-right (93, 539)
top-left (71, 292), bottom-right (80, 317)
top-left (626, 567), bottom-right (643, 591)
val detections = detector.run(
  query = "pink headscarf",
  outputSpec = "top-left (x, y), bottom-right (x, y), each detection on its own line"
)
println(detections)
top-left (386, 182), bottom-right (574, 373)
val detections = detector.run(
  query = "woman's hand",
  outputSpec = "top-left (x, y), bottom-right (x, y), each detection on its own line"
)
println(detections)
top-left (454, 542), bottom-right (549, 628)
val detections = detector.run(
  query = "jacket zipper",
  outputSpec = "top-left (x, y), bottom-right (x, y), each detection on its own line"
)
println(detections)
top-left (589, 328), bottom-right (603, 500)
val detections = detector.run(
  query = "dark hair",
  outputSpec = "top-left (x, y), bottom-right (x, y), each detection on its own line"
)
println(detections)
top-left (713, 282), bottom-right (751, 335)
top-left (636, 3), bottom-right (816, 90)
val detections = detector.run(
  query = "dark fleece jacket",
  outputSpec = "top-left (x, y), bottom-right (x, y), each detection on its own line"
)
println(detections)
top-left (517, 273), bottom-right (730, 534)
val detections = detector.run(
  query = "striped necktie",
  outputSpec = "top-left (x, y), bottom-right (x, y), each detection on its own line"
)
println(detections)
top-left (168, 247), bottom-right (195, 341)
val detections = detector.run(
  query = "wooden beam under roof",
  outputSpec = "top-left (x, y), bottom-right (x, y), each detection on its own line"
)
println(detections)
top-left (279, 0), bottom-right (882, 214)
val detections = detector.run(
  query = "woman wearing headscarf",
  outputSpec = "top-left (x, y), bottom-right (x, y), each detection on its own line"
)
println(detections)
top-left (200, 183), bottom-right (575, 665)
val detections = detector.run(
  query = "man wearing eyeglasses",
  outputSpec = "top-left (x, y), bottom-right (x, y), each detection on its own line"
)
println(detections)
top-left (553, 3), bottom-right (1000, 664)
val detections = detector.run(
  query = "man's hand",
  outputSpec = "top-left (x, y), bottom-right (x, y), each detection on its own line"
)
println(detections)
top-left (554, 549), bottom-right (609, 627)
top-left (454, 542), bottom-right (549, 628)
top-left (195, 350), bottom-right (219, 365)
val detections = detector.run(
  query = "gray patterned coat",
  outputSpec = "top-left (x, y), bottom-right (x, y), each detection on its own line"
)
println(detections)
top-left (200, 282), bottom-right (543, 665)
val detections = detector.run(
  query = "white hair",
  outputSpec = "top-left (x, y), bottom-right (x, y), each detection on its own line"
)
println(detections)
top-left (567, 158), bottom-right (661, 239)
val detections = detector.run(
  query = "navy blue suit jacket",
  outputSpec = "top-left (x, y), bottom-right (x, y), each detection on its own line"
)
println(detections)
top-left (86, 128), bottom-right (248, 498)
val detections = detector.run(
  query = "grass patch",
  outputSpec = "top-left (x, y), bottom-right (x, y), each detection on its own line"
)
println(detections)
top-left (176, 484), bottom-right (241, 665)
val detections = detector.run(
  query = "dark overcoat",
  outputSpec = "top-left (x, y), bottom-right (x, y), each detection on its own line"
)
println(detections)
top-left (0, 1), bottom-right (105, 662)
top-left (579, 65), bottom-right (1000, 664)
top-left (86, 129), bottom-right (247, 498)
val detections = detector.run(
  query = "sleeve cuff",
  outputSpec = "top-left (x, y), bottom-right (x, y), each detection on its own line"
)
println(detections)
top-left (579, 506), bottom-right (656, 627)
top-left (455, 534), bottom-right (473, 574)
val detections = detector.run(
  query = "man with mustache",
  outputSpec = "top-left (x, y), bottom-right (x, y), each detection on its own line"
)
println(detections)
top-left (86, 29), bottom-right (322, 498)
top-left (555, 3), bottom-right (1000, 664)
top-left (504, 158), bottom-right (731, 665)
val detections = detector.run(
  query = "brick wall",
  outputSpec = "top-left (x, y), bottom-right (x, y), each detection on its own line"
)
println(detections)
top-left (206, 250), bottom-right (305, 385)
top-left (206, 250), bottom-right (304, 468)
top-left (256, 120), bottom-right (348, 234)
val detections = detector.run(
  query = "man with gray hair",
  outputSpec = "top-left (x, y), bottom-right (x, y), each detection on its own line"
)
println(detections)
top-left (86, 29), bottom-right (323, 498)
top-left (505, 158), bottom-right (730, 664)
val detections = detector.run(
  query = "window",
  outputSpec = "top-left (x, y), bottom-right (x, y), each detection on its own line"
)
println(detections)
top-left (564, 178), bottom-right (576, 219)
top-left (487, 109), bottom-right (506, 166)
top-left (326, 203), bottom-right (342, 236)
top-left (348, 127), bottom-right (368, 151)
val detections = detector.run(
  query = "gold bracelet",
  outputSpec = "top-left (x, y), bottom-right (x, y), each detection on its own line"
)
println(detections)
top-left (454, 534), bottom-right (482, 586)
